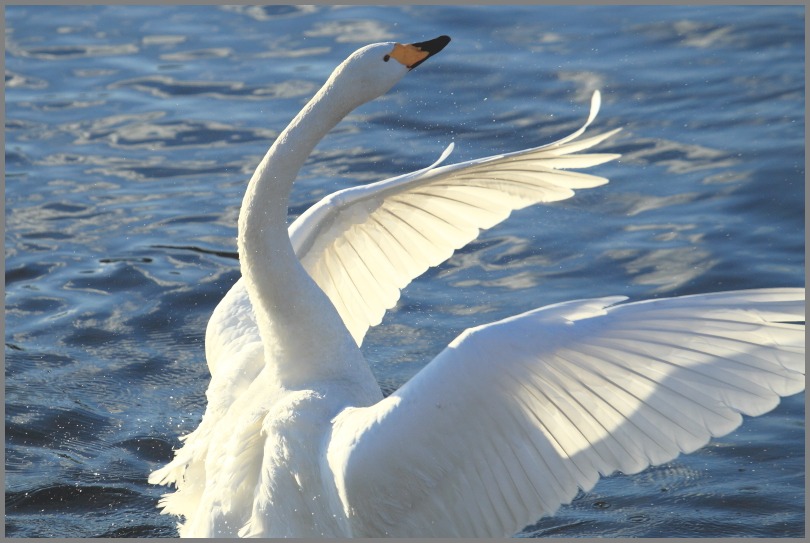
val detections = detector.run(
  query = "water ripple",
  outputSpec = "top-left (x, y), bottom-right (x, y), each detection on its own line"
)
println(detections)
top-left (10, 43), bottom-right (139, 60)
top-left (109, 74), bottom-right (317, 101)
top-left (221, 4), bottom-right (320, 22)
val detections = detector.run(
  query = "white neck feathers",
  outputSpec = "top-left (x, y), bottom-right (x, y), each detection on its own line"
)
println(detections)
top-left (236, 76), bottom-right (363, 387)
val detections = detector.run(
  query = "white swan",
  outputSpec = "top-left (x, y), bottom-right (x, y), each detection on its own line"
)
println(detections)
top-left (149, 36), bottom-right (805, 537)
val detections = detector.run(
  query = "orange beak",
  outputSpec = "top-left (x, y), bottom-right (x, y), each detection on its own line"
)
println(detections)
top-left (387, 35), bottom-right (451, 70)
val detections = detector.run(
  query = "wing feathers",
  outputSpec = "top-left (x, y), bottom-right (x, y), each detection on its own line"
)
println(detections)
top-left (289, 91), bottom-right (621, 345)
top-left (330, 288), bottom-right (805, 537)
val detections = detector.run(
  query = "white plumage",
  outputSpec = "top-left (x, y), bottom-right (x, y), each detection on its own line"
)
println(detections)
top-left (149, 36), bottom-right (805, 538)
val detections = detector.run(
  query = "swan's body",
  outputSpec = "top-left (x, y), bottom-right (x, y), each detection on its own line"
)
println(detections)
top-left (150, 37), bottom-right (805, 538)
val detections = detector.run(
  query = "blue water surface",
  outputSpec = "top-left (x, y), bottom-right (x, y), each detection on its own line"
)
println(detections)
top-left (5, 5), bottom-right (804, 538)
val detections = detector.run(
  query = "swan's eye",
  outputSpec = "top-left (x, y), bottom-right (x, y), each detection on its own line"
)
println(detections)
top-left (383, 54), bottom-right (390, 62)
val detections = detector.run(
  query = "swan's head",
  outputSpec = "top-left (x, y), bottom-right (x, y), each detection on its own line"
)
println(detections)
top-left (325, 35), bottom-right (451, 107)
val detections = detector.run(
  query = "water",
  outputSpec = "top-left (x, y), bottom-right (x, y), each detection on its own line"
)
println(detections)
top-left (5, 5), bottom-right (804, 538)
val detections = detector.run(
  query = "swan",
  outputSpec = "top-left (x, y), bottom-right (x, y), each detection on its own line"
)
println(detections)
top-left (149, 35), bottom-right (805, 537)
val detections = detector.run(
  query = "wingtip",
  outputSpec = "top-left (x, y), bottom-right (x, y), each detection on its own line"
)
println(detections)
top-left (588, 90), bottom-right (602, 125)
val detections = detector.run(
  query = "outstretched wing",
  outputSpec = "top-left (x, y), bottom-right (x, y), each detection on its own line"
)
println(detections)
top-left (327, 288), bottom-right (805, 537)
top-left (290, 90), bottom-right (621, 345)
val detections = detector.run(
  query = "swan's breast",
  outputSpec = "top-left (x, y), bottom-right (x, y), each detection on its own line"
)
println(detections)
top-left (225, 388), bottom-right (353, 537)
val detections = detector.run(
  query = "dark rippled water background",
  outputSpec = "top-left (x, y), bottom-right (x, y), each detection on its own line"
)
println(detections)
top-left (5, 5), bottom-right (805, 538)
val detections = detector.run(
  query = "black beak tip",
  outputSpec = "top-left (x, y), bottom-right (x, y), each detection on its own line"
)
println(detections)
top-left (409, 35), bottom-right (451, 69)
top-left (414, 35), bottom-right (451, 56)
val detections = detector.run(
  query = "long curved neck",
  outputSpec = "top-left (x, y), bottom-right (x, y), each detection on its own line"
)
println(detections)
top-left (240, 84), bottom-right (349, 256)
top-left (237, 81), bottom-right (359, 385)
